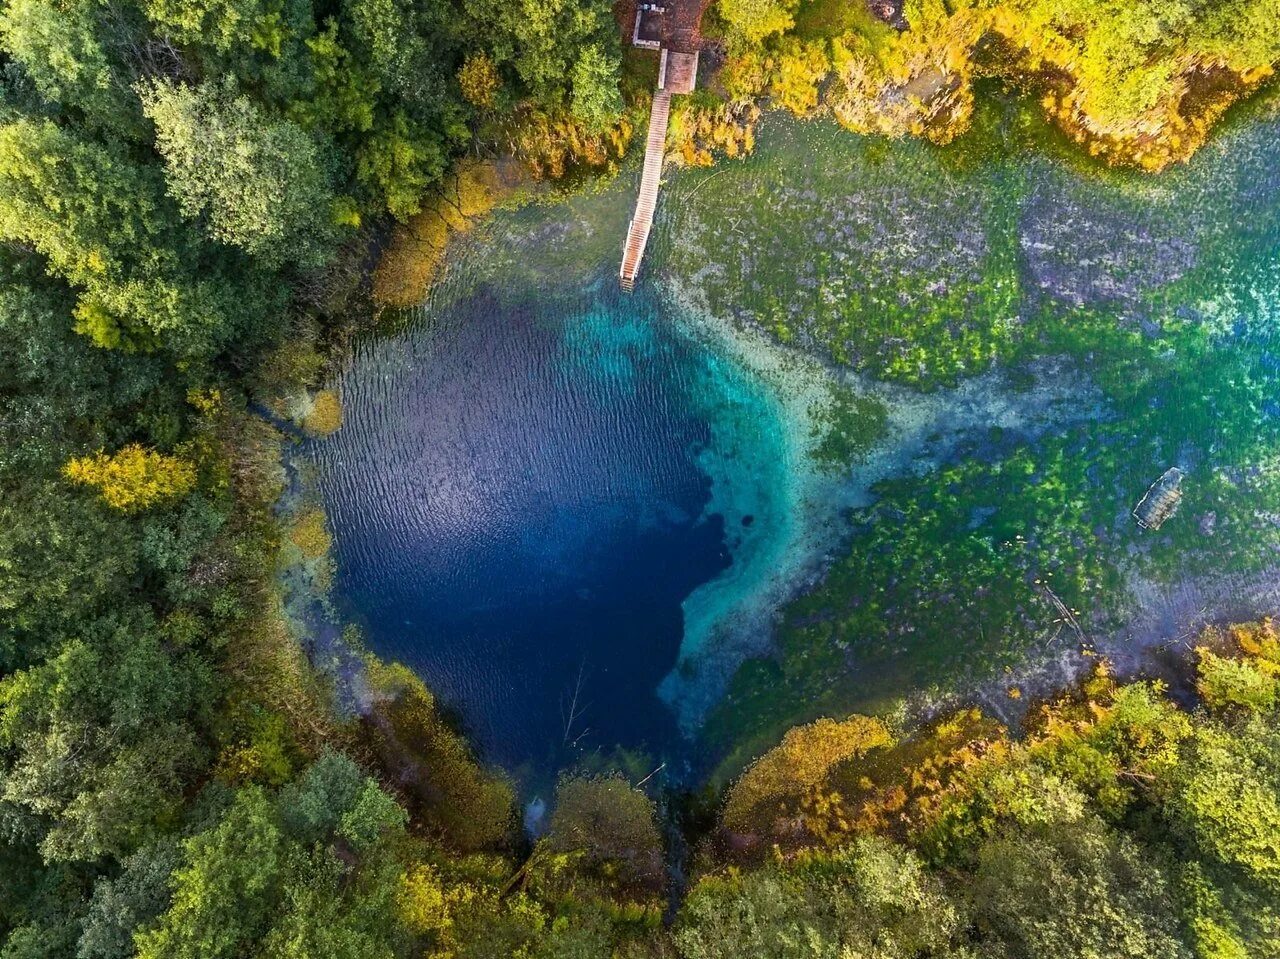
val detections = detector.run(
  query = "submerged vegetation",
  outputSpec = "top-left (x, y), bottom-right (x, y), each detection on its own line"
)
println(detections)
top-left (683, 621), bottom-right (1280, 959)
top-left (666, 98), bottom-right (1280, 771)
top-left (1, 0), bottom-right (1279, 954)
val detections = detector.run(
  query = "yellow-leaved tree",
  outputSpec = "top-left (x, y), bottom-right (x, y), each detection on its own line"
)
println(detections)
top-left (63, 444), bottom-right (197, 512)
top-left (458, 52), bottom-right (501, 110)
top-left (723, 714), bottom-right (893, 837)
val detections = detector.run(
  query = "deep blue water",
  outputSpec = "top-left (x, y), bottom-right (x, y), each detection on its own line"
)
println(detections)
top-left (312, 98), bottom-right (1280, 788)
top-left (313, 283), bottom-right (732, 778)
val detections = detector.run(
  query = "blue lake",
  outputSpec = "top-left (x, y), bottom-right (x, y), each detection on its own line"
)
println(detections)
top-left (312, 98), bottom-right (1280, 785)
top-left (312, 278), bottom-right (781, 779)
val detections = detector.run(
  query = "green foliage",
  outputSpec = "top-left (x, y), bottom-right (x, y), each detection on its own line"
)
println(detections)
top-left (569, 45), bottom-right (624, 133)
top-left (356, 111), bottom-right (448, 221)
top-left (967, 813), bottom-right (1189, 959)
top-left (1169, 715), bottom-right (1280, 892)
top-left (1029, 678), bottom-right (1192, 819)
top-left (142, 81), bottom-right (338, 267)
top-left (1196, 619), bottom-right (1280, 715)
top-left (0, 118), bottom-right (276, 354)
top-left (677, 837), bottom-right (964, 958)
top-left (0, 618), bottom-right (212, 862)
top-left (343, 0), bottom-right (445, 109)
top-left (143, 0), bottom-right (300, 56)
top-left (1197, 650), bottom-right (1279, 714)
top-left (135, 762), bottom-right (415, 959)
top-left (718, 0), bottom-right (798, 45)
top-left (277, 750), bottom-right (370, 843)
top-left (337, 779), bottom-right (410, 852)
top-left (923, 757), bottom-right (1089, 863)
top-left (295, 20), bottom-right (379, 134)
top-left (0, 0), bottom-right (145, 134)
top-left (141, 0), bottom-right (316, 102)
top-left (1178, 862), bottom-right (1255, 959)
top-left (972, 0), bottom-right (1280, 164)
top-left (214, 698), bottom-right (300, 787)
top-left (77, 839), bottom-right (182, 959)
top-left (540, 775), bottom-right (665, 896)
top-left (134, 787), bottom-right (285, 959)
top-left (463, 0), bottom-right (623, 120)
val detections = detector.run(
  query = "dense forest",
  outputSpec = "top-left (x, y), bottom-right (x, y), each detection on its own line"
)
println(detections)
top-left (2, 0), bottom-right (1279, 956)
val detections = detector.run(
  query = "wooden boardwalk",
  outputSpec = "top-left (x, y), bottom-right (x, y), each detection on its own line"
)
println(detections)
top-left (619, 88), bottom-right (672, 291)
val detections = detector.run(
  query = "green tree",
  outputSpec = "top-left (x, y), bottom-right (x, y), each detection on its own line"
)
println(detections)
top-left (717, 0), bottom-right (797, 45)
top-left (136, 762), bottom-right (416, 959)
top-left (293, 20), bottom-right (380, 135)
top-left (140, 0), bottom-right (316, 103)
top-left (134, 788), bottom-right (284, 959)
top-left (343, 0), bottom-right (444, 104)
top-left (0, 619), bottom-right (212, 863)
top-left (569, 45), bottom-right (623, 132)
top-left (543, 775), bottom-right (664, 893)
top-left (462, 0), bottom-right (622, 117)
top-left (77, 839), bottom-right (182, 959)
top-left (141, 81), bottom-right (337, 267)
top-left (1197, 649), bottom-right (1279, 714)
top-left (0, 0), bottom-right (145, 134)
top-left (1169, 715), bottom-right (1280, 892)
top-left (0, 118), bottom-right (273, 354)
top-left (676, 837), bottom-right (964, 959)
top-left (355, 111), bottom-right (448, 221)
top-left (261, 851), bottom-right (402, 959)
top-left (967, 814), bottom-right (1189, 959)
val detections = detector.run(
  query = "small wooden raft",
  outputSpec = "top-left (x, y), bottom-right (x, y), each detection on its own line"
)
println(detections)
top-left (1133, 467), bottom-right (1185, 530)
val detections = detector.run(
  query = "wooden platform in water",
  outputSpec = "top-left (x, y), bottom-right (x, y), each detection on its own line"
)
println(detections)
top-left (619, 88), bottom-right (672, 291)
top-left (619, 0), bottom-right (705, 292)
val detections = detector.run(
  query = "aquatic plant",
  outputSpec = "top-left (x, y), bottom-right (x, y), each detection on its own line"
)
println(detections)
top-left (373, 161), bottom-right (522, 309)
top-left (287, 507), bottom-right (332, 561)
top-left (668, 99), bottom-right (1280, 767)
top-left (301, 389), bottom-right (343, 436)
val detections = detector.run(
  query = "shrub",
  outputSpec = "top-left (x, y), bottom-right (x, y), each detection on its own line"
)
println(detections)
top-left (64, 445), bottom-right (197, 512)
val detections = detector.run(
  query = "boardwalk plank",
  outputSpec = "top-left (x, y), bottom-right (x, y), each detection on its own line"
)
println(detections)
top-left (620, 90), bottom-right (672, 291)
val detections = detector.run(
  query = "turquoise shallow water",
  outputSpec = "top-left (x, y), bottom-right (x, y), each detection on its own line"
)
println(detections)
top-left (313, 90), bottom-right (1280, 779)
top-left (310, 268), bottom-right (796, 779)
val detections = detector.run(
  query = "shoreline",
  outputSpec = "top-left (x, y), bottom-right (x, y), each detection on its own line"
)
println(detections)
top-left (655, 262), bottom-right (1109, 741)
top-left (299, 95), bottom-right (1280, 783)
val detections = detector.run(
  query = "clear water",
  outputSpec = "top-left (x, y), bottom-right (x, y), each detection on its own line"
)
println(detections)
top-left (312, 91), bottom-right (1280, 782)
top-left (312, 276), bottom-right (792, 778)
